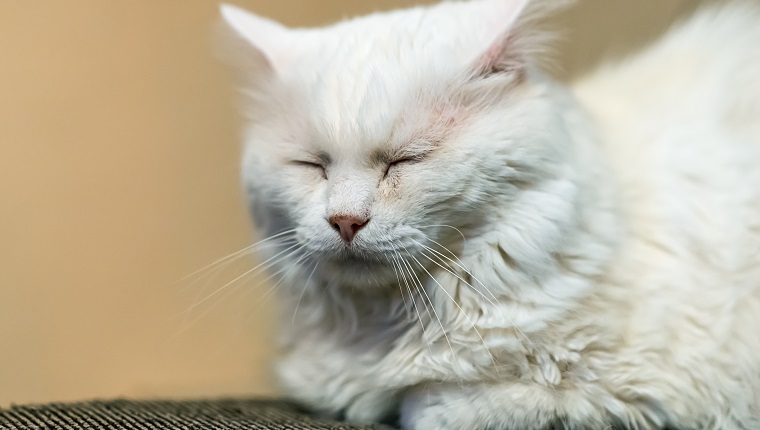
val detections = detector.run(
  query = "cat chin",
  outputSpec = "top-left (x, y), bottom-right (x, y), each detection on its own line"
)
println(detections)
top-left (322, 256), bottom-right (399, 288)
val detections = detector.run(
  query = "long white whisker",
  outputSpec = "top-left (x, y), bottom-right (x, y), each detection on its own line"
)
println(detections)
top-left (178, 238), bottom-right (297, 312)
top-left (396, 245), bottom-right (457, 364)
top-left (423, 238), bottom-right (499, 303)
top-left (384, 252), bottom-right (411, 320)
top-left (208, 251), bottom-right (315, 358)
top-left (417, 246), bottom-right (497, 307)
top-left (422, 240), bottom-right (535, 352)
top-left (175, 229), bottom-right (298, 283)
top-left (423, 224), bottom-right (467, 245)
top-left (390, 245), bottom-right (433, 351)
top-left (224, 248), bottom-right (315, 328)
top-left (175, 245), bottom-right (307, 337)
top-left (247, 250), bottom-right (312, 313)
top-left (178, 247), bottom-right (311, 336)
top-left (254, 247), bottom-right (313, 287)
top-left (179, 242), bottom-right (302, 315)
top-left (292, 261), bottom-right (319, 325)
top-left (407, 252), bottom-right (498, 370)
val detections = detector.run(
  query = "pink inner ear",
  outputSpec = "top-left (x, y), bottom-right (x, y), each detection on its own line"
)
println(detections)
top-left (468, 0), bottom-right (532, 77)
top-left (473, 32), bottom-right (524, 77)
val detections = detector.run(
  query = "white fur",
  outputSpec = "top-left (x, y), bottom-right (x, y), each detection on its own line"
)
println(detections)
top-left (220, 1), bottom-right (760, 429)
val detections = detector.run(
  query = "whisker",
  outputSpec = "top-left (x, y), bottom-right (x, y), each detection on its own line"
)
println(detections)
top-left (208, 251), bottom-right (316, 359)
top-left (389, 245), bottom-right (433, 351)
top-left (416, 245), bottom-right (498, 307)
top-left (249, 247), bottom-right (316, 298)
top-left (177, 237), bottom-right (296, 310)
top-left (395, 254), bottom-right (425, 325)
top-left (393, 251), bottom-right (423, 319)
top-left (175, 229), bottom-right (298, 283)
top-left (244, 250), bottom-right (313, 316)
top-left (423, 238), bottom-right (500, 303)
top-left (423, 224), bottom-right (467, 245)
top-left (396, 245), bottom-right (458, 365)
top-left (423, 239), bottom-right (535, 353)
top-left (179, 241), bottom-right (302, 316)
top-left (384, 253), bottom-right (411, 320)
top-left (367, 262), bottom-right (381, 287)
top-left (173, 245), bottom-right (307, 339)
top-left (407, 251), bottom-right (498, 371)
top-left (292, 261), bottom-right (319, 325)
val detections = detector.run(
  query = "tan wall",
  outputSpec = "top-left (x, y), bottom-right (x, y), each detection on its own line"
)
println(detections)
top-left (0, 1), bottom-right (692, 406)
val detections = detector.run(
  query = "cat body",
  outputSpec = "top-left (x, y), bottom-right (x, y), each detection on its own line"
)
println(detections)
top-left (220, 1), bottom-right (760, 429)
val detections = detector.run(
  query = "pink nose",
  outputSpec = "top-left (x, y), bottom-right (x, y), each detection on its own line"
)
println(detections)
top-left (328, 215), bottom-right (369, 244)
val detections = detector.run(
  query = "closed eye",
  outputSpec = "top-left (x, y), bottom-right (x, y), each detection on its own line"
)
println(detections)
top-left (293, 160), bottom-right (327, 179)
top-left (383, 157), bottom-right (417, 178)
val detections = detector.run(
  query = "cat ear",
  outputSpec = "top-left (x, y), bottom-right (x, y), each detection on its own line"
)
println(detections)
top-left (219, 3), bottom-right (293, 74)
top-left (469, 0), bottom-right (533, 78)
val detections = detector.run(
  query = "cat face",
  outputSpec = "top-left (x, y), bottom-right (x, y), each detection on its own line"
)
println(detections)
top-left (221, 0), bottom-right (562, 287)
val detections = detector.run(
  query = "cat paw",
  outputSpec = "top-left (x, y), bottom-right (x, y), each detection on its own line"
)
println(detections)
top-left (398, 382), bottom-right (565, 430)
top-left (399, 384), bottom-right (488, 430)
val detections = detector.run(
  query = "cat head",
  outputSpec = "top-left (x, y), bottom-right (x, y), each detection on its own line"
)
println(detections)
top-left (220, 0), bottom-right (573, 288)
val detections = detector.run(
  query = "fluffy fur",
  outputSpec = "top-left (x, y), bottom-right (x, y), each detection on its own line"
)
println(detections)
top-left (219, 1), bottom-right (760, 428)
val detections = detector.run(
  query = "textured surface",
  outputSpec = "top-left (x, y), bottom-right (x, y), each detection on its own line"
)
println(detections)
top-left (0, 399), bottom-right (396, 430)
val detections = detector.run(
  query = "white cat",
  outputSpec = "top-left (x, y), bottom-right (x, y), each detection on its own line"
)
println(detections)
top-left (219, 0), bottom-right (760, 428)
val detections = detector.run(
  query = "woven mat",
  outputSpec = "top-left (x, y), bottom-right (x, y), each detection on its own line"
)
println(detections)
top-left (0, 398), bottom-right (397, 430)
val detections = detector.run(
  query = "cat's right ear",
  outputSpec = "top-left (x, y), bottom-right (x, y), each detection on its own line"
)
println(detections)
top-left (217, 4), bottom-right (293, 76)
top-left (466, 0), bottom-right (567, 81)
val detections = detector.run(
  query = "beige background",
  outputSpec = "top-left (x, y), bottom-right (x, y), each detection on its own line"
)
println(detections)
top-left (1, 1), bottom-right (693, 406)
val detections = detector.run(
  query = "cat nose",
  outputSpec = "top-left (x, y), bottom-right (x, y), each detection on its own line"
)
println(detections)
top-left (328, 215), bottom-right (369, 244)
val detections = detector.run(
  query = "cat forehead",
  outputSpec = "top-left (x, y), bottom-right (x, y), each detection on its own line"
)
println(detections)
top-left (284, 10), bottom-right (483, 148)
top-left (289, 57), bottom-right (464, 157)
top-left (296, 6), bottom-right (500, 74)
top-left (295, 60), bottom-right (424, 148)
